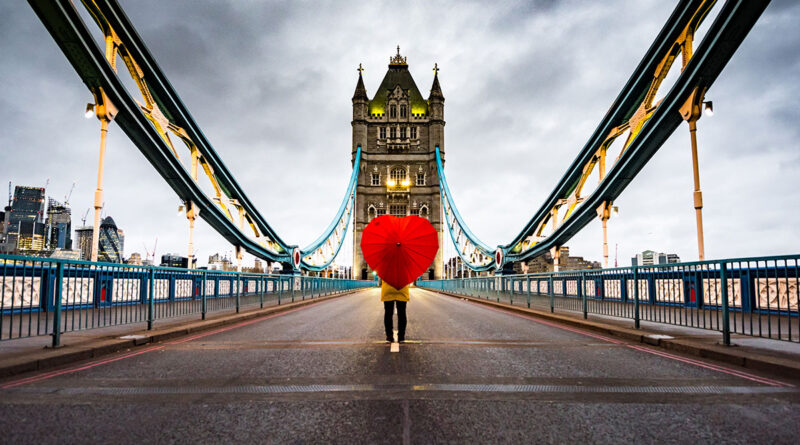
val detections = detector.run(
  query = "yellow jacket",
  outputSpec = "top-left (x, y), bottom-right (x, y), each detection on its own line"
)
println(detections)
top-left (380, 281), bottom-right (409, 302)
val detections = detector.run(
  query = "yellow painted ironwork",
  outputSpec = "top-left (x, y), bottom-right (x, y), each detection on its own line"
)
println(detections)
top-left (80, 0), bottom-right (282, 255)
top-left (511, 0), bottom-right (717, 256)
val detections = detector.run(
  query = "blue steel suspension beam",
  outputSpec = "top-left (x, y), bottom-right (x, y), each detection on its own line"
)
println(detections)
top-left (300, 147), bottom-right (361, 271)
top-left (435, 147), bottom-right (496, 271)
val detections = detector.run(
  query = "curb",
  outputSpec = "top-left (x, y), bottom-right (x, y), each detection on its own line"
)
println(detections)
top-left (426, 289), bottom-right (800, 380)
top-left (0, 290), bottom-right (366, 380)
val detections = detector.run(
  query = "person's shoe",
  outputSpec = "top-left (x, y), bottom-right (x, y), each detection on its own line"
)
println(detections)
top-left (398, 336), bottom-right (405, 343)
top-left (386, 336), bottom-right (394, 342)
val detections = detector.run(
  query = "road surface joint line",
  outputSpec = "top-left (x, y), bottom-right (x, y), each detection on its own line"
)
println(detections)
top-left (431, 290), bottom-right (794, 388)
top-left (6, 383), bottom-right (795, 395)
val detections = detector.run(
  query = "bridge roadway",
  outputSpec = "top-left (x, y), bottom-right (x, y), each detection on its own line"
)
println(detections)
top-left (1, 288), bottom-right (799, 443)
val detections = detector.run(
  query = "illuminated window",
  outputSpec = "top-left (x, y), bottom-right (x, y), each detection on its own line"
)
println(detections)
top-left (389, 205), bottom-right (407, 217)
top-left (411, 127), bottom-right (417, 139)
top-left (416, 172), bottom-right (425, 186)
top-left (390, 105), bottom-right (397, 118)
top-left (390, 168), bottom-right (407, 184)
top-left (371, 173), bottom-right (380, 186)
top-left (379, 127), bottom-right (386, 139)
top-left (400, 105), bottom-right (407, 118)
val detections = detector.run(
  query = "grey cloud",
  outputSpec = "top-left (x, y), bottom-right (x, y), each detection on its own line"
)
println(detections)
top-left (0, 0), bottom-right (798, 268)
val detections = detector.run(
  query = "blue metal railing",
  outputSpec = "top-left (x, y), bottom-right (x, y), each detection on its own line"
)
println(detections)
top-left (0, 254), bottom-right (374, 346)
top-left (418, 254), bottom-right (800, 344)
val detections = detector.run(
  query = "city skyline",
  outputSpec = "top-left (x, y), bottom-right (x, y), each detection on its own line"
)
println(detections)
top-left (1, 1), bottom-right (799, 269)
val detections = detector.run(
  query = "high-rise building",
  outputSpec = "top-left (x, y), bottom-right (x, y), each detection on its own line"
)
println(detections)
top-left (126, 252), bottom-right (143, 265)
top-left (98, 216), bottom-right (124, 263)
top-left (352, 48), bottom-right (445, 280)
top-left (3, 186), bottom-right (46, 254)
top-left (161, 253), bottom-right (188, 268)
top-left (45, 198), bottom-right (72, 250)
top-left (75, 227), bottom-right (93, 261)
top-left (631, 250), bottom-right (680, 266)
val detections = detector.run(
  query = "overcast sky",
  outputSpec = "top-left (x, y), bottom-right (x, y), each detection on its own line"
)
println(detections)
top-left (1, 1), bottom-right (798, 269)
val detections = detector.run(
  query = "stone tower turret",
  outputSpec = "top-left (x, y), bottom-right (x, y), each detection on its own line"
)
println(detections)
top-left (352, 64), bottom-right (369, 164)
top-left (428, 64), bottom-right (445, 162)
top-left (351, 48), bottom-right (446, 281)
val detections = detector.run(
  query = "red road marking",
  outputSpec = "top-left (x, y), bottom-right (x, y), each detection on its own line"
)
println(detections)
top-left (2, 346), bottom-right (163, 389)
top-left (461, 298), bottom-right (793, 388)
top-left (1, 300), bottom-right (331, 389)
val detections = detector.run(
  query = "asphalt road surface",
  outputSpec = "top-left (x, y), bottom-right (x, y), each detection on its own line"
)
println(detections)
top-left (2, 288), bottom-right (799, 444)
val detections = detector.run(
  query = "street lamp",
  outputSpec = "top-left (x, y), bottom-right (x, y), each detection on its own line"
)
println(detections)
top-left (84, 103), bottom-right (95, 119)
top-left (703, 101), bottom-right (714, 117)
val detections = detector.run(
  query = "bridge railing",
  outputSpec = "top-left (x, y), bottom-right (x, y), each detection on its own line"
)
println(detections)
top-left (418, 254), bottom-right (800, 344)
top-left (0, 254), bottom-right (373, 347)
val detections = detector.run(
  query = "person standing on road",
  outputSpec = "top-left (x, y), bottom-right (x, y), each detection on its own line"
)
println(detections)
top-left (381, 280), bottom-right (408, 343)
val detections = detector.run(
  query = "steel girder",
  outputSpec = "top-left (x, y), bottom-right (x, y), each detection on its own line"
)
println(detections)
top-left (28, 0), bottom-right (360, 271)
top-left (435, 0), bottom-right (768, 271)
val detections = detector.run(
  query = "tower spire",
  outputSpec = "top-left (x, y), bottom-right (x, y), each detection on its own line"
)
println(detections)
top-left (352, 63), bottom-right (368, 100)
top-left (389, 45), bottom-right (407, 66)
top-left (430, 63), bottom-right (443, 100)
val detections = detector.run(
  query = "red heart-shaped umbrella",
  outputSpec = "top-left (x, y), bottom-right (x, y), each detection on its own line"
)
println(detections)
top-left (360, 215), bottom-right (439, 289)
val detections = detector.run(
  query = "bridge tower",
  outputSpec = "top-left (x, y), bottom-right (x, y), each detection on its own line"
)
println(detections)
top-left (352, 47), bottom-right (445, 281)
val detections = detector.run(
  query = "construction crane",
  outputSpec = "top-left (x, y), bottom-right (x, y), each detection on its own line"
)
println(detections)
top-left (143, 237), bottom-right (158, 263)
top-left (81, 208), bottom-right (90, 227)
top-left (64, 181), bottom-right (76, 205)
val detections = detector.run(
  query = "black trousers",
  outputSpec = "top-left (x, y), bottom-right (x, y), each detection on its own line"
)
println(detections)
top-left (383, 300), bottom-right (407, 341)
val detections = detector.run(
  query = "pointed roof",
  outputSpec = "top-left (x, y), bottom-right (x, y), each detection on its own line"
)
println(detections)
top-left (100, 216), bottom-right (117, 229)
top-left (429, 65), bottom-right (443, 101)
top-left (368, 49), bottom-right (428, 115)
top-left (352, 64), bottom-right (368, 101)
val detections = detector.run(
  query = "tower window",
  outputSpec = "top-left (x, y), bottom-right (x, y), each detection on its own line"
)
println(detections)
top-left (390, 127), bottom-right (396, 139)
top-left (400, 105), bottom-right (407, 118)
top-left (411, 127), bottom-right (417, 139)
top-left (379, 127), bottom-right (386, 139)
top-left (371, 172), bottom-right (381, 186)
top-left (390, 168), bottom-right (407, 184)
top-left (400, 127), bottom-right (407, 139)
top-left (390, 105), bottom-right (397, 118)
top-left (416, 172), bottom-right (425, 186)
top-left (389, 205), bottom-right (407, 217)
top-left (420, 205), bottom-right (429, 219)
top-left (368, 206), bottom-right (376, 220)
